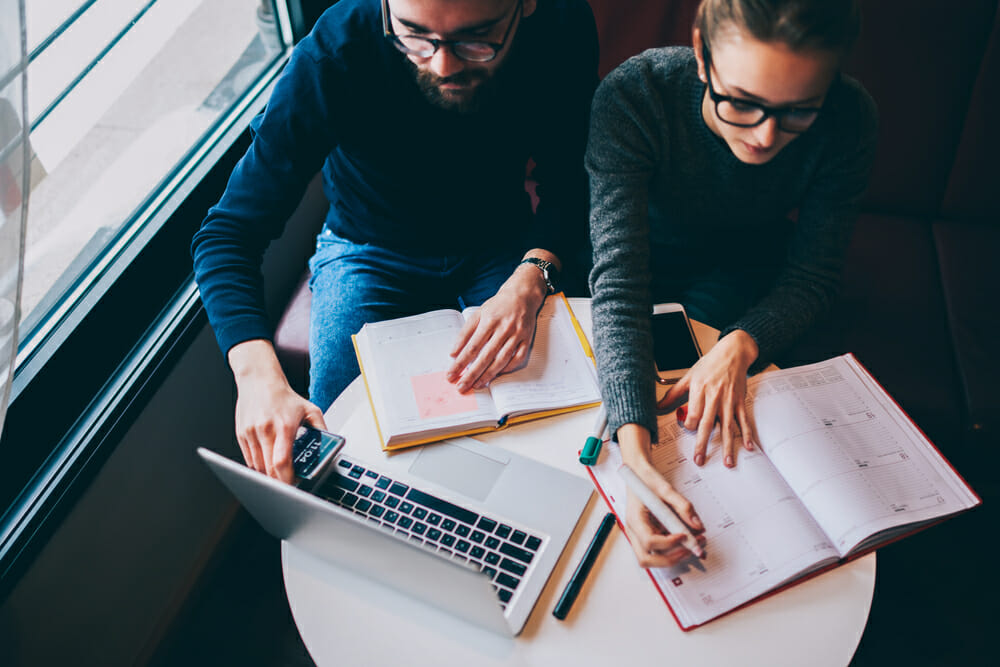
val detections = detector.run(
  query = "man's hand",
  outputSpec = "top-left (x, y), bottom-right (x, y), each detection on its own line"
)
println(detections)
top-left (618, 424), bottom-right (705, 567)
top-left (228, 340), bottom-right (326, 484)
top-left (446, 253), bottom-right (555, 393)
top-left (658, 329), bottom-right (759, 468)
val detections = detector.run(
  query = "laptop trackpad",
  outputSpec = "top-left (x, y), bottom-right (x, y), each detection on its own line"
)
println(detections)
top-left (408, 443), bottom-right (506, 502)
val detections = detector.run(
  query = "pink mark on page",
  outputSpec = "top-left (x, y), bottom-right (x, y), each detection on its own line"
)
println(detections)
top-left (410, 371), bottom-right (480, 419)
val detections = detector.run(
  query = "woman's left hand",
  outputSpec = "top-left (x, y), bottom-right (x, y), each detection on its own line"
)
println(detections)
top-left (658, 329), bottom-right (760, 468)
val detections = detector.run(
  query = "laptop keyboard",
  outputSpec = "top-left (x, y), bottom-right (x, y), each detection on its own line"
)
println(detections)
top-left (316, 456), bottom-right (545, 610)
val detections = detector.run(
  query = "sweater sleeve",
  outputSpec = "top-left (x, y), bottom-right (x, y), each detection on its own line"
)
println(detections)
top-left (586, 61), bottom-right (663, 440)
top-left (191, 45), bottom-right (338, 356)
top-left (721, 78), bottom-right (879, 368)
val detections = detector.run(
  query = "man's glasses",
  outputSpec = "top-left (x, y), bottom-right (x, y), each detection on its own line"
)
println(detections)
top-left (382, 0), bottom-right (522, 63)
top-left (702, 43), bottom-right (822, 134)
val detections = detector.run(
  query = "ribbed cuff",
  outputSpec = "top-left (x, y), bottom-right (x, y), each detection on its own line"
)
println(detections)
top-left (601, 377), bottom-right (659, 443)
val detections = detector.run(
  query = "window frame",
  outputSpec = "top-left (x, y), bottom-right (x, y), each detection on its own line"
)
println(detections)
top-left (0, 0), bottom-right (331, 600)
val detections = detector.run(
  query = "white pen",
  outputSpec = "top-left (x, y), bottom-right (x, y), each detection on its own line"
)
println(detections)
top-left (619, 463), bottom-right (705, 558)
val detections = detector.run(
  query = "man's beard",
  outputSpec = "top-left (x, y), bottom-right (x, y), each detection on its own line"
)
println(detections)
top-left (408, 62), bottom-right (503, 114)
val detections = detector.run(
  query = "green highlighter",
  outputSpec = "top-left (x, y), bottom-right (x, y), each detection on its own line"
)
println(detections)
top-left (579, 406), bottom-right (608, 465)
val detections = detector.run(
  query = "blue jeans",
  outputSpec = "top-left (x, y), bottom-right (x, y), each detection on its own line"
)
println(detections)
top-left (307, 229), bottom-right (522, 411)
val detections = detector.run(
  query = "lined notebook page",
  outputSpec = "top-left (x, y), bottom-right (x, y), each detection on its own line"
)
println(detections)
top-left (749, 355), bottom-right (979, 554)
top-left (591, 417), bottom-right (838, 628)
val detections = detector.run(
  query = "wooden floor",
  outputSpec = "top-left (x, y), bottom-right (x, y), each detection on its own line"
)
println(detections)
top-left (148, 479), bottom-right (998, 667)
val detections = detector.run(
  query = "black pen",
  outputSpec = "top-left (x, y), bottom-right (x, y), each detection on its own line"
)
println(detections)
top-left (553, 512), bottom-right (617, 620)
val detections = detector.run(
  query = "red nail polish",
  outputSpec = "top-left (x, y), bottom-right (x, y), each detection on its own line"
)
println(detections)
top-left (677, 405), bottom-right (688, 424)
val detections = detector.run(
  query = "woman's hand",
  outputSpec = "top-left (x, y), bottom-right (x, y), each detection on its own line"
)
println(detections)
top-left (617, 424), bottom-right (705, 568)
top-left (446, 260), bottom-right (550, 393)
top-left (229, 340), bottom-right (327, 483)
top-left (658, 330), bottom-right (759, 468)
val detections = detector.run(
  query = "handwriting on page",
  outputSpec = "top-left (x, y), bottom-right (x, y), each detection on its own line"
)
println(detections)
top-left (410, 371), bottom-right (479, 419)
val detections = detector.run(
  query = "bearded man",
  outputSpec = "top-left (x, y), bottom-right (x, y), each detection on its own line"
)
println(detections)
top-left (192, 0), bottom-right (598, 482)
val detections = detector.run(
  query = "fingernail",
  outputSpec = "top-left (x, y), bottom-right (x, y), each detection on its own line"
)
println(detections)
top-left (694, 453), bottom-right (704, 466)
top-left (745, 440), bottom-right (754, 451)
top-left (691, 514), bottom-right (704, 530)
top-left (725, 455), bottom-right (733, 467)
top-left (676, 406), bottom-right (688, 424)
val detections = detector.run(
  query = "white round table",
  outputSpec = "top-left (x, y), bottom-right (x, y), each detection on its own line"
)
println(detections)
top-left (282, 309), bottom-right (876, 667)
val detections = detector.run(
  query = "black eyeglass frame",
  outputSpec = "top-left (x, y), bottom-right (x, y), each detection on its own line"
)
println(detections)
top-left (701, 42), bottom-right (823, 134)
top-left (382, 0), bottom-right (523, 63)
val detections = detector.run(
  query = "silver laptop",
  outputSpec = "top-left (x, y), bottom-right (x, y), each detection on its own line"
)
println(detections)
top-left (198, 436), bottom-right (593, 635)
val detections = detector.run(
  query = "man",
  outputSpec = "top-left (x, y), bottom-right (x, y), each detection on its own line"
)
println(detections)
top-left (192, 0), bottom-right (598, 482)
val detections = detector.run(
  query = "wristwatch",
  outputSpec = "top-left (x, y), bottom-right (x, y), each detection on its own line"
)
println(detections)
top-left (519, 257), bottom-right (559, 295)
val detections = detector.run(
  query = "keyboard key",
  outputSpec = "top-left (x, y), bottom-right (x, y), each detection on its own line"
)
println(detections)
top-left (399, 502), bottom-right (414, 514)
top-left (454, 555), bottom-right (467, 563)
top-left (356, 499), bottom-right (372, 512)
top-left (439, 548), bottom-right (452, 556)
top-left (441, 519), bottom-right (457, 531)
top-left (341, 493), bottom-right (359, 507)
top-left (357, 485), bottom-right (373, 498)
top-left (483, 566), bottom-right (498, 579)
top-left (499, 558), bottom-right (527, 577)
top-left (413, 507), bottom-right (428, 520)
top-left (372, 490), bottom-right (386, 503)
top-left (526, 536), bottom-right (542, 551)
top-left (477, 517), bottom-right (498, 532)
top-left (333, 476), bottom-right (359, 492)
top-left (409, 536), bottom-right (424, 546)
top-left (427, 513), bottom-right (442, 526)
top-left (511, 530), bottom-right (527, 545)
top-left (496, 524), bottom-right (512, 539)
top-left (337, 459), bottom-right (353, 469)
top-left (497, 589), bottom-right (513, 603)
top-left (441, 534), bottom-right (456, 547)
top-left (398, 516), bottom-right (413, 529)
top-left (365, 470), bottom-right (379, 479)
top-left (384, 511), bottom-right (399, 524)
top-left (485, 537), bottom-right (500, 549)
top-left (456, 540), bottom-right (471, 553)
top-left (470, 546), bottom-right (486, 559)
top-left (405, 488), bottom-right (479, 525)
top-left (412, 522), bottom-right (427, 535)
top-left (485, 552), bottom-right (500, 565)
top-left (376, 476), bottom-right (392, 489)
top-left (496, 573), bottom-right (520, 590)
top-left (470, 530), bottom-right (485, 544)
top-left (499, 542), bottom-right (534, 564)
top-left (349, 465), bottom-right (365, 479)
top-left (389, 482), bottom-right (409, 496)
top-left (370, 505), bottom-right (385, 518)
top-left (456, 524), bottom-right (471, 537)
top-left (323, 487), bottom-right (346, 503)
top-left (427, 528), bottom-right (442, 542)
top-left (385, 496), bottom-right (400, 509)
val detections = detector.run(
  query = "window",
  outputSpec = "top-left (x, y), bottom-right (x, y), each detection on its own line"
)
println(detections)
top-left (0, 0), bottom-right (329, 591)
top-left (19, 0), bottom-right (288, 362)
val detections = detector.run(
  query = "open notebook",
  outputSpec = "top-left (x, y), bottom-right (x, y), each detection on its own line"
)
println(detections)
top-left (589, 353), bottom-right (980, 630)
top-left (353, 294), bottom-right (600, 450)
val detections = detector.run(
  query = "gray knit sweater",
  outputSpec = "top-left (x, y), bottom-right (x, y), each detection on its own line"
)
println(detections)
top-left (587, 47), bottom-right (878, 439)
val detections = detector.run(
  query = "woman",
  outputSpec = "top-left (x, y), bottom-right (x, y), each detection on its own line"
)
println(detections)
top-left (587, 0), bottom-right (877, 567)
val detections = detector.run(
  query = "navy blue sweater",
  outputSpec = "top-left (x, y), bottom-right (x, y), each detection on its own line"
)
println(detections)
top-left (192, 0), bottom-right (598, 355)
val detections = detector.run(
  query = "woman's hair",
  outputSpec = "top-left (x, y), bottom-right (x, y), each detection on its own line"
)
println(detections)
top-left (695, 0), bottom-right (861, 58)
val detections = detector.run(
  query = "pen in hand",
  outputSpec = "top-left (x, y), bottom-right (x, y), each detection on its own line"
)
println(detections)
top-left (618, 463), bottom-right (705, 559)
top-left (553, 512), bottom-right (617, 620)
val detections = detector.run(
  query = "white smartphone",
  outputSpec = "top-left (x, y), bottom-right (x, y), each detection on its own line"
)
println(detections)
top-left (651, 303), bottom-right (702, 384)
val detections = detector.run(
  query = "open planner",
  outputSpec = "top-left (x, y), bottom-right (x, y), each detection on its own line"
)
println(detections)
top-left (589, 353), bottom-right (980, 630)
top-left (353, 294), bottom-right (601, 451)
